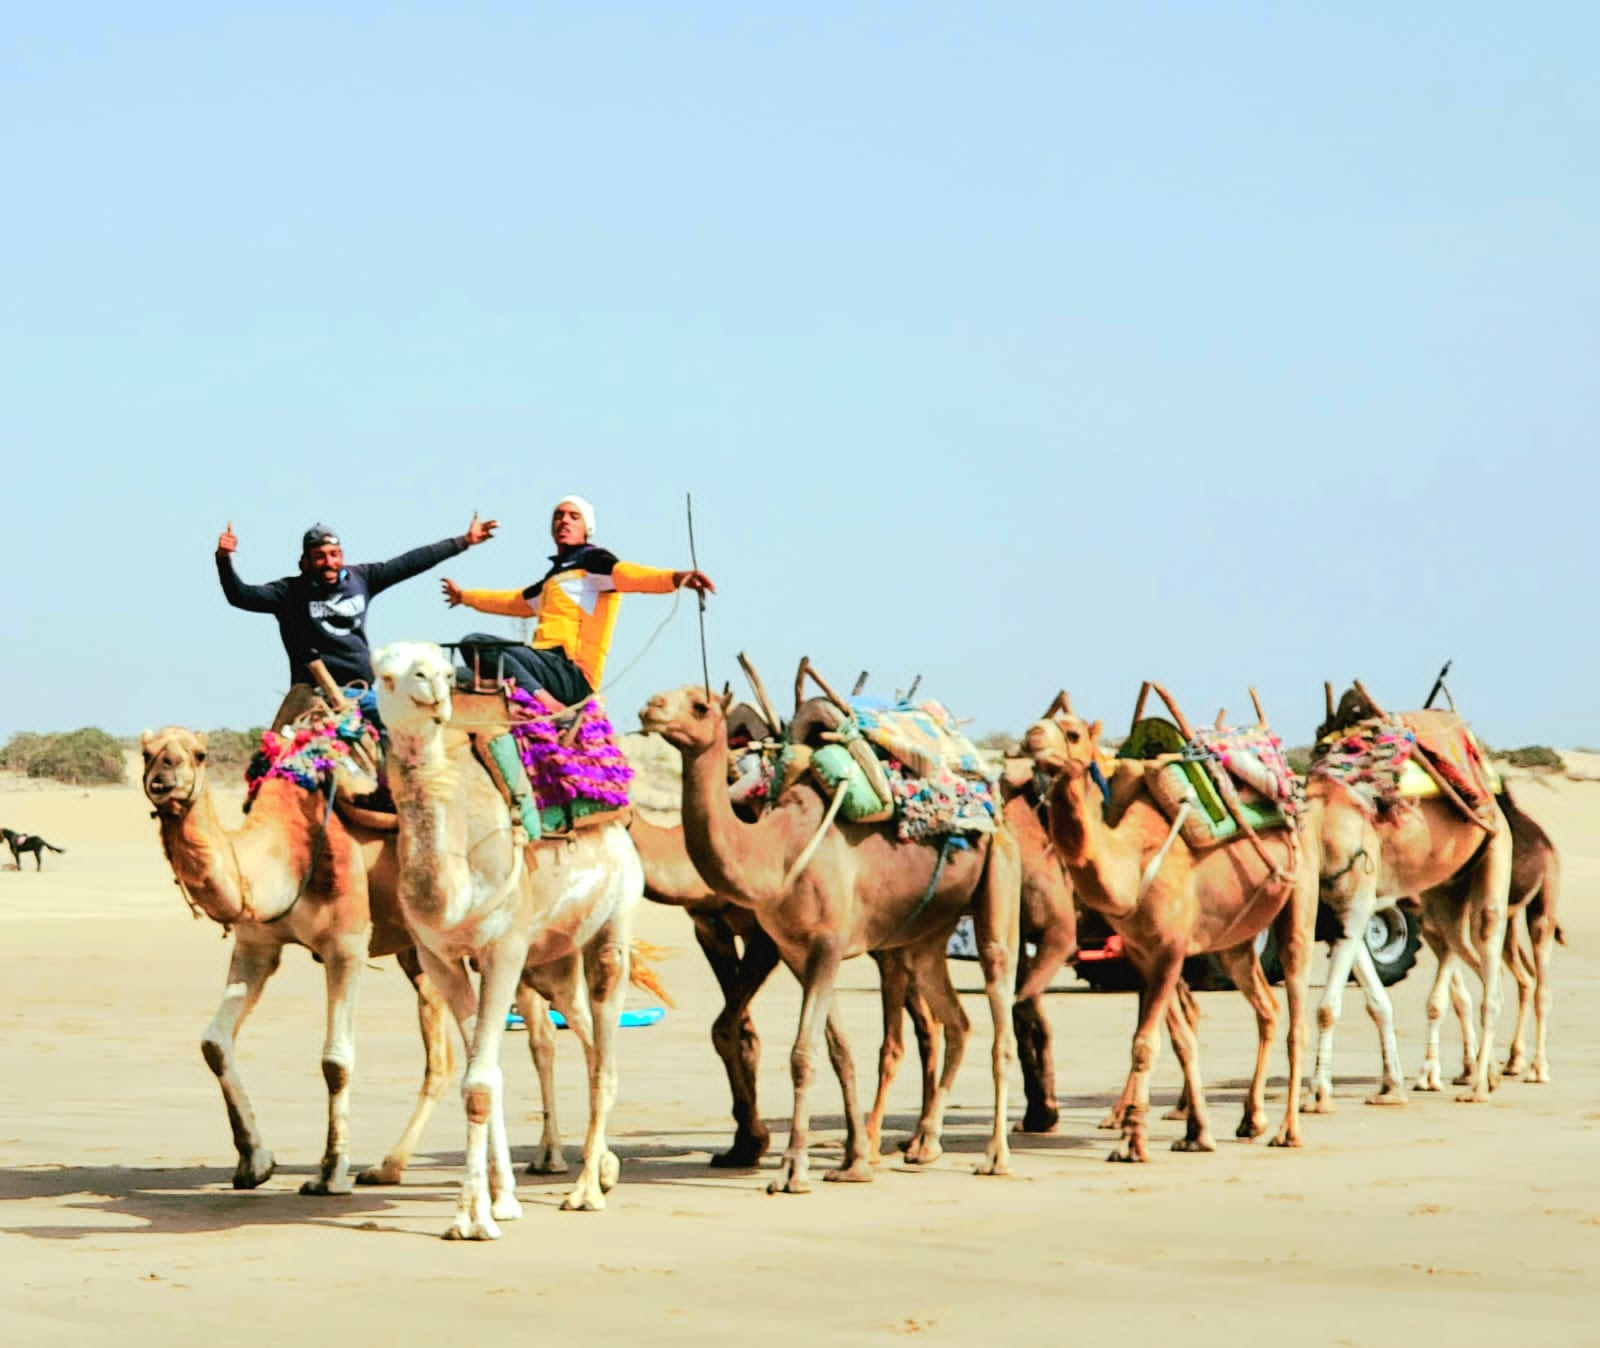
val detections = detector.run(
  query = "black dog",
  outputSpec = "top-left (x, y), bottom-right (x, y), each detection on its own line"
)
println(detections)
top-left (2, 827), bottom-right (65, 871)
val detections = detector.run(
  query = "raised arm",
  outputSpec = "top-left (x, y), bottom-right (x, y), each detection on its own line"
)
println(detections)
top-left (441, 578), bottom-right (536, 617)
top-left (214, 522), bottom-right (290, 613)
top-left (362, 513), bottom-right (497, 596)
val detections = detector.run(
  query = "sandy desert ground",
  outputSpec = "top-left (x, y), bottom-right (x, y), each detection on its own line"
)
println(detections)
top-left (2, 752), bottom-right (1598, 1347)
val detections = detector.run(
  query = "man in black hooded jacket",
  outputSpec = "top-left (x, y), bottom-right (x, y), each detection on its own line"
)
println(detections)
top-left (217, 514), bottom-right (497, 725)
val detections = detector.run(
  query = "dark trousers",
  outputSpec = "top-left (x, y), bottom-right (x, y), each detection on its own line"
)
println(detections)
top-left (457, 634), bottom-right (593, 707)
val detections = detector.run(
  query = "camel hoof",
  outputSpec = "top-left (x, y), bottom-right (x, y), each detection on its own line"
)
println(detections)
top-left (975, 1154), bottom-right (1012, 1177)
top-left (1106, 1147), bottom-right (1146, 1164)
top-left (491, 1193), bottom-right (524, 1221)
top-left (1171, 1137), bottom-right (1216, 1154)
top-left (355, 1161), bottom-right (404, 1186)
top-left (1162, 1105), bottom-right (1190, 1122)
top-left (709, 1134), bottom-right (769, 1169)
top-left (1503, 1054), bottom-right (1527, 1077)
top-left (299, 1175), bottom-right (354, 1197)
top-left (1413, 1067), bottom-right (1443, 1092)
top-left (1528, 1062), bottom-right (1551, 1085)
top-left (443, 1216), bottom-right (501, 1241)
top-left (1364, 1087), bottom-right (1409, 1107)
top-left (1236, 1115), bottom-right (1266, 1140)
top-left (526, 1150), bottom-right (569, 1176)
top-left (1451, 1070), bottom-right (1474, 1087)
top-left (560, 1186), bottom-right (605, 1212)
top-left (1017, 1107), bottom-right (1059, 1134)
top-left (232, 1150), bottom-right (276, 1190)
top-left (599, 1151), bottom-right (621, 1193)
top-left (766, 1178), bottom-right (811, 1195)
top-left (1454, 1088), bottom-right (1491, 1104)
top-left (1267, 1131), bottom-right (1302, 1149)
top-left (902, 1134), bottom-right (944, 1167)
top-left (823, 1162), bottom-right (874, 1184)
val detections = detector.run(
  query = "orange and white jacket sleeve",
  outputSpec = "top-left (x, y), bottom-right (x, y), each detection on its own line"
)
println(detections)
top-left (456, 588), bottom-right (537, 618)
top-left (610, 561), bottom-right (678, 595)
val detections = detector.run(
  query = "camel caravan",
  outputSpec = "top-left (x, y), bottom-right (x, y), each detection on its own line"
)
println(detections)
top-left (136, 502), bottom-right (1560, 1239)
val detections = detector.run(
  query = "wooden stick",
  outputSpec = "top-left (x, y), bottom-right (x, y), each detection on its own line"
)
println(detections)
top-left (794, 656), bottom-right (852, 714)
top-left (1324, 682), bottom-right (1335, 721)
top-left (1248, 686), bottom-right (1267, 729)
top-left (307, 659), bottom-right (349, 711)
top-left (1130, 681), bottom-right (1153, 732)
top-left (851, 670), bottom-right (869, 697)
top-left (1352, 679), bottom-right (1389, 718)
top-left (1406, 743), bottom-right (1494, 833)
top-left (736, 651), bottom-right (783, 735)
top-left (1149, 683), bottom-right (1197, 740)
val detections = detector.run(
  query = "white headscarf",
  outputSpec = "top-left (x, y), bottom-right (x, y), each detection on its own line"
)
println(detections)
top-left (555, 494), bottom-right (596, 539)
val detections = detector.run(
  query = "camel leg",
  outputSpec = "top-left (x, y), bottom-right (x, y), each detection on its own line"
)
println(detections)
top-left (200, 935), bottom-right (283, 1190)
top-left (1163, 974), bottom-right (1214, 1153)
top-left (1308, 889), bottom-right (1380, 1114)
top-left (1434, 830), bottom-right (1512, 1102)
top-left (822, 1009), bottom-right (874, 1182)
top-left (416, 939), bottom-right (526, 1240)
top-left (358, 949), bottom-right (455, 1186)
top-left (1214, 944), bottom-right (1275, 1141)
top-left (695, 915), bottom-right (781, 1168)
top-left (1524, 879), bottom-right (1558, 1083)
top-left (1110, 953), bottom-right (1182, 1163)
top-left (518, 982), bottom-right (569, 1176)
top-left (1448, 959), bottom-right (1481, 1086)
top-left (300, 932), bottom-right (367, 1196)
top-left (554, 915), bottom-right (632, 1212)
top-left (1269, 885), bottom-right (1313, 1148)
top-left (1412, 925), bottom-right (1456, 1093)
top-left (768, 940), bottom-right (846, 1196)
top-left (972, 831), bottom-right (1021, 1176)
top-left (1104, 984), bottom-right (1196, 1130)
top-left (1500, 914), bottom-right (1533, 1077)
top-left (899, 943), bottom-right (969, 1167)
top-left (864, 949), bottom-right (914, 1165)
top-left (1013, 992), bottom-right (1058, 1134)
top-left (1342, 937), bottom-right (1407, 1104)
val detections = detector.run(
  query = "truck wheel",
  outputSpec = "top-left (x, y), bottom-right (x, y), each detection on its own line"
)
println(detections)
top-left (1365, 906), bottom-right (1421, 986)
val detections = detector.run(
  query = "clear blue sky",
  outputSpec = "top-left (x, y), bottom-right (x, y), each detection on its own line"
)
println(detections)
top-left (2, 4), bottom-right (1595, 749)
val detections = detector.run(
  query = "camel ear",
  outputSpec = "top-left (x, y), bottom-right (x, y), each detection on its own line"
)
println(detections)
top-left (194, 731), bottom-right (209, 752)
top-left (140, 729), bottom-right (154, 752)
top-left (1088, 720), bottom-right (1102, 744)
top-left (380, 672), bottom-right (396, 692)
top-left (720, 686), bottom-right (735, 712)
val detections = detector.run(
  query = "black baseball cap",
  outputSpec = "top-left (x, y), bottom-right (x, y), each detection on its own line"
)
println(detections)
top-left (301, 523), bottom-right (341, 553)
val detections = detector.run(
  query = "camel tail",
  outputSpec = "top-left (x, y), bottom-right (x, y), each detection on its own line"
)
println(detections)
top-left (628, 939), bottom-right (676, 1009)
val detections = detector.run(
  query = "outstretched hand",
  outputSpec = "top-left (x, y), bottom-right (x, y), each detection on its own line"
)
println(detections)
top-left (441, 577), bottom-right (464, 607)
top-left (673, 569), bottom-right (716, 595)
top-left (216, 521), bottom-right (237, 556)
top-left (464, 513), bottom-right (498, 547)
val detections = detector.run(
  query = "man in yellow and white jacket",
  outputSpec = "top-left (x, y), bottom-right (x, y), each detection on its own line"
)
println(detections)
top-left (442, 494), bottom-right (715, 707)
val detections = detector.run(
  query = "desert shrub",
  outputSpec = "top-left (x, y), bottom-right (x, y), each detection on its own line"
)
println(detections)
top-left (203, 728), bottom-right (268, 775)
top-left (1285, 746), bottom-right (1313, 775)
top-left (976, 731), bottom-right (1018, 755)
top-left (1495, 745), bottom-right (1564, 771)
top-left (0, 727), bottom-right (126, 784)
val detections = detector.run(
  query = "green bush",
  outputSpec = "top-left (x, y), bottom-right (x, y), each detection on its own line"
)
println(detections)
top-left (1285, 746), bottom-right (1313, 775)
top-left (203, 728), bottom-right (268, 775)
top-left (1495, 745), bottom-right (1564, 771)
top-left (0, 727), bottom-right (126, 785)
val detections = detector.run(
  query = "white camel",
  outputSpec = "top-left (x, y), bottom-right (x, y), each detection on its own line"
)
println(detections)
top-left (373, 639), bottom-right (644, 1241)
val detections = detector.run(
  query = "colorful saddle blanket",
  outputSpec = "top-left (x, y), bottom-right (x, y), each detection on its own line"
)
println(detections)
top-left (1310, 710), bottom-right (1499, 815)
top-left (244, 698), bottom-right (382, 807)
top-left (780, 697), bottom-right (998, 841)
top-left (1119, 717), bottom-right (1303, 850)
top-left (505, 684), bottom-right (633, 835)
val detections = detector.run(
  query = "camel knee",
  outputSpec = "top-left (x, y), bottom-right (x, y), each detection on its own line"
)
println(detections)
top-left (710, 1008), bottom-right (745, 1059)
top-left (789, 1047), bottom-right (815, 1089)
top-left (1316, 1005), bottom-right (1337, 1032)
top-left (589, 943), bottom-right (626, 1004)
top-left (321, 1058), bottom-right (351, 1096)
top-left (1130, 1040), bottom-right (1154, 1073)
top-left (978, 941), bottom-right (1012, 985)
top-left (463, 1085), bottom-right (494, 1125)
top-left (201, 1038), bottom-right (227, 1077)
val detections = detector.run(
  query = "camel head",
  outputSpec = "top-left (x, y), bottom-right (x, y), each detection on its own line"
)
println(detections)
top-left (142, 726), bottom-right (209, 815)
top-left (372, 641), bottom-right (455, 737)
top-left (639, 685), bottom-right (735, 757)
top-left (1021, 711), bottom-right (1103, 774)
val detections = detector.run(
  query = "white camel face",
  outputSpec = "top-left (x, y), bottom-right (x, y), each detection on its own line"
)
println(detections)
top-left (142, 727), bottom-right (207, 809)
top-left (1023, 715), bottom-right (1100, 770)
top-left (373, 641), bottom-right (455, 729)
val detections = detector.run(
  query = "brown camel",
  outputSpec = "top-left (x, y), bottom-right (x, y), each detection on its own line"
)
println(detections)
top-left (141, 726), bottom-right (454, 1194)
top-left (1417, 783), bottom-right (1561, 1088)
top-left (640, 685), bottom-right (1022, 1192)
top-left (1306, 689), bottom-right (1514, 1107)
top-left (1026, 691), bottom-right (1318, 1161)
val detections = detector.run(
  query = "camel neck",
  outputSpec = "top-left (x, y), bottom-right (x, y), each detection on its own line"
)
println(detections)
top-left (157, 784), bottom-right (250, 927)
top-left (630, 815), bottom-right (714, 906)
top-left (383, 724), bottom-right (478, 926)
top-left (678, 736), bottom-right (787, 906)
top-left (1046, 769), bottom-right (1143, 919)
